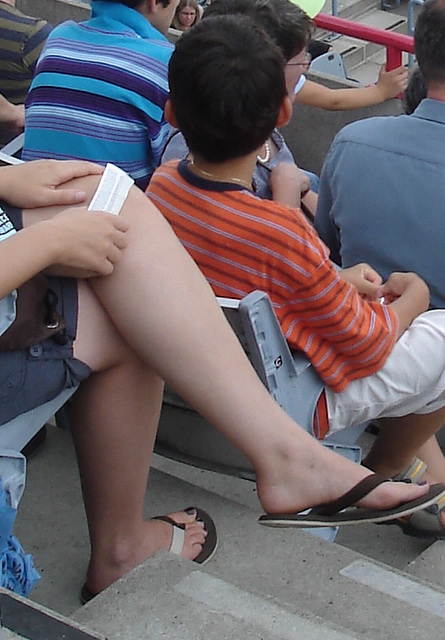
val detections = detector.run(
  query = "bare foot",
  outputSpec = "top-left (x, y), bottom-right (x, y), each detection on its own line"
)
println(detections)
top-left (254, 434), bottom-right (431, 516)
top-left (85, 509), bottom-right (207, 597)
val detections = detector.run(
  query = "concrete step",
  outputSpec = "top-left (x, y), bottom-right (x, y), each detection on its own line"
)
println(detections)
top-left (347, 46), bottom-right (410, 84)
top-left (72, 500), bottom-right (445, 640)
top-left (13, 426), bottom-right (445, 640)
top-left (313, 2), bottom-right (409, 84)
top-left (316, 8), bottom-right (407, 75)
top-left (405, 541), bottom-right (445, 589)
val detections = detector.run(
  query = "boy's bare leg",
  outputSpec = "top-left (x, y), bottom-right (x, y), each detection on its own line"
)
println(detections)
top-left (365, 410), bottom-right (445, 480)
top-left (71, 282), bottom-right (207, 595)
top-left (23, 178), bottom-right (429, 520)
top-left (417, 436), bottom-right (445, 484)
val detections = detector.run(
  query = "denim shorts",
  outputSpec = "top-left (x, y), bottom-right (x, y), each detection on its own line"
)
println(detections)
top-left (0, 203), bottom-right (91, 426)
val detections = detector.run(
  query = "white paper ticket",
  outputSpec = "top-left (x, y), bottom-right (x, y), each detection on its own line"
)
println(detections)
top-left (88, 163), bottom-right (134, 215)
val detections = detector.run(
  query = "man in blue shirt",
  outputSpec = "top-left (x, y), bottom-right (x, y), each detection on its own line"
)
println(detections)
top-left (315, 0), bottom-right (445, 310)
top-left (23, 0), bottom-right (178, 189)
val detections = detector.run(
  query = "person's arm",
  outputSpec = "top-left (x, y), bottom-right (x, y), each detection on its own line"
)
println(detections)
top-left (295, 64), bottom-right (408, 111)
top-left (339, 263), bottom-right (383, 299)
top-left (0, 95), bottom-right (24, 133)
top-left (380, 272), bottom-right (430, 338)
top-left (0, 160), bottom-right (104, 208)
top-left (268, 162), bottom-right (315, 210)
top-left (0, 208), bottom-right (129, 299)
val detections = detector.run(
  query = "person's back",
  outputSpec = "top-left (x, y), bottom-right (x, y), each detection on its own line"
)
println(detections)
top-left (23, 0), bottom-right (175, 189)
top-left (315, 0), bottom-right (445, 310)
top-left (0, 0), bottom-right (52, 105)
top-left (314, 101), bottom-right (445, 308)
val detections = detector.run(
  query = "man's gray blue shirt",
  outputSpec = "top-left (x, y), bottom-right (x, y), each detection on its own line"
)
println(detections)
top-left (315, 99), bottom-right (445, 309)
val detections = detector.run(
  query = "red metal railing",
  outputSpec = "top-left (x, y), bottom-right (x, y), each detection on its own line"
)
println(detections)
top-left (314, 13), bottom-right (414, 70)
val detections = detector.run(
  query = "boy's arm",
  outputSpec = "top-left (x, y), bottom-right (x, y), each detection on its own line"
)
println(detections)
top-left (339, 263), bottom-right (383, 298)
top-left (295, 65), bottom-right (408, 111)
top-left (381, 272), bottom-right (430, 338)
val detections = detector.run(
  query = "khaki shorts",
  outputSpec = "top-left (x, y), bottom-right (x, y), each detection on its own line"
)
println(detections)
top-left (326, 309), bottom-right (445, 434)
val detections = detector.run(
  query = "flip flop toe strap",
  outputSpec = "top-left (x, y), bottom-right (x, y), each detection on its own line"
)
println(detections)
top-left (312, 473), bottom-right (387, 516)
top-left (152, 515), bottom-right (186, 555)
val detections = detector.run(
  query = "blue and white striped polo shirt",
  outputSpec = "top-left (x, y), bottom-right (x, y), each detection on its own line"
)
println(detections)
top-left (23, 1), bottom-right (173, 189)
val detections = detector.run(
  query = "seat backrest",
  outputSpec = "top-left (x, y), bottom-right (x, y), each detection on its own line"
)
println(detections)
top-left (0, 150), bottom-right (23, 166)
top-left (0, 133), bottom-right (24, 159)
top-left (309, 51), bottom-right (347, 80)
top-left (162, 290), bottom-right (362, 463)
top-left (222, 291), bottom-right (324, 434)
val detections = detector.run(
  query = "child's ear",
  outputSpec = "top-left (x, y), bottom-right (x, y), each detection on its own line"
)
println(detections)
top-left (164, 99), bottom-right (178, 127)
top-left (276, 96), bottom-right (293, 127)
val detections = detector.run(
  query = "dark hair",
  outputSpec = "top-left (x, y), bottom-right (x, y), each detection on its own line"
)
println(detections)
top-left (203, 0), bottom-right (312, 61)
top-left (403, 67), bottom-right (427, 114)
top-left (414, 0), bottom-right (445, 86)
top-left (169, 15), bottom-right (287, 162)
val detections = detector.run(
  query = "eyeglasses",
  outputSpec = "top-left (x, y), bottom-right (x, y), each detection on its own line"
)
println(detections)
top-left (286, 52), bottom-right (312, 71)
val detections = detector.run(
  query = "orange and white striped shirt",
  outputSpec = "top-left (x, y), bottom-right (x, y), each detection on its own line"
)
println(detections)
top-left (148, 160), bottom-right (399, 393)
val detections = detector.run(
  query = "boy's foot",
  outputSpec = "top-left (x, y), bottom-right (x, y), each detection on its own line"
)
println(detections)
top-left (381, 459), bottom-right (445, 538)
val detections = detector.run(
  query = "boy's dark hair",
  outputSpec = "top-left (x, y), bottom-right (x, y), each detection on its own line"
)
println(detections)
top-left (204, 0), bottom-right (312, 61)
top-left (403, 67), bottom-right (427, 115)
top-left (169, 15), bottom-right (287, 163)
top-left (415, 0), bottom-right (445, 85)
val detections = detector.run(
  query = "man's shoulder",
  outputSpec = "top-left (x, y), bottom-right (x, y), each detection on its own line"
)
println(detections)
top-left (334, 114), bottom-right (402, 147)
top-left (45, 17), bottom-right (173, 64)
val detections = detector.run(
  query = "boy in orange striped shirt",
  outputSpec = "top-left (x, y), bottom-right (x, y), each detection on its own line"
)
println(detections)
top-left (148, 15), bottom-right (445, 537)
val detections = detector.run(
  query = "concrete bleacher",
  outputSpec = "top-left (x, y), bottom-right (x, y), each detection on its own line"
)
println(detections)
top-left (17, 0), bottom-right (90, 25)
top-left (11, 425), bottom-right (445, 640)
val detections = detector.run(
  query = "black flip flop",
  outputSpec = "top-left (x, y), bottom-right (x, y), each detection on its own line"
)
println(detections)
top-left (258, 475), bottom-right (445, 528)
top-left (80, 506), bottom-right (217, 604)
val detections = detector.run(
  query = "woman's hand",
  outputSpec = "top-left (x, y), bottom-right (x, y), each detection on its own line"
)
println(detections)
top-left (44, 207), bottom-right (129, 278)
top-left (0, 159), bottom-right (104, 208)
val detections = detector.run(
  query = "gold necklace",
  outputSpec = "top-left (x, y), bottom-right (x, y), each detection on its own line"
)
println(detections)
top-left (257, 140), bottom-right (271, 164)
top-left (190, 161), bottom-right (252, 190)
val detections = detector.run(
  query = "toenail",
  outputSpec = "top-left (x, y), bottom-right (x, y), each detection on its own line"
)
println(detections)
top-left (185, 507), bottom-right (197, 515)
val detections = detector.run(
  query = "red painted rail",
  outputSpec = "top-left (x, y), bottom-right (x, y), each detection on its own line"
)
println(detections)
top-left (314, 13), bottom-right (414, 69)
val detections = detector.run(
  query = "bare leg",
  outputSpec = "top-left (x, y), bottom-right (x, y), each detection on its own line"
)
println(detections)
top-left (71, 282), bottom-right (207, 595)
top-left (417, 436), bottom-right (445, 485)
top-left (365, 410), bottom-right (445, 479)
top-left (23, 179), bottom-right (429, 519)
